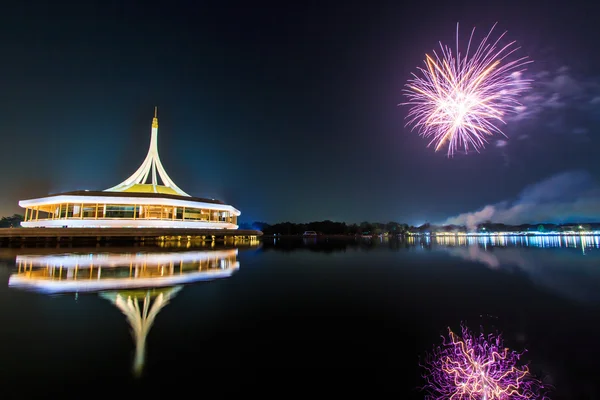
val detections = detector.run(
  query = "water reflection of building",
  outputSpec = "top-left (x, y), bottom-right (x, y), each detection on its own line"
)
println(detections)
top-left (19, 108), bottom-right (241, 229)
top-left (8, 248), bottom-right (240, 377)
top-left (9, 249), bottom-right (239, 293)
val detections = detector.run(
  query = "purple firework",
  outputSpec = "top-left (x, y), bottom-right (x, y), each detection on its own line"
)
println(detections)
top-left (421, 324), bottom-right (547, 399)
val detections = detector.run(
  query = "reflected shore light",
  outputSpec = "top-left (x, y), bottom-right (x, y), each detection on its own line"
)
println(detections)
top-left (406, 233), bottom-right (600, 254)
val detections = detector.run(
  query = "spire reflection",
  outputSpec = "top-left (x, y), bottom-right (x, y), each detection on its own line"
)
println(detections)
top-left (101, 286), bottom-right (182, 377)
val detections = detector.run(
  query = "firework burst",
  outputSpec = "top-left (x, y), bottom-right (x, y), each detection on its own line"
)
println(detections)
top-left (402, 23), bottom-right (531, 156)
top-left (421, 324), bottom-right (548, 399)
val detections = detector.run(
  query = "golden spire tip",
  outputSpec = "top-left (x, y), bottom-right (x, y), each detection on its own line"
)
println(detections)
top-left (152, 106), bottom-right (159, 129)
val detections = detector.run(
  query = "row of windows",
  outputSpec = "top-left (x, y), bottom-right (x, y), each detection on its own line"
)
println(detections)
top-left (24, 203), bottom-right (237, 223)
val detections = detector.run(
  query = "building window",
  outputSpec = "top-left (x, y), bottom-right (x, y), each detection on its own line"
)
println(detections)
top-left (82, 205), bottom-right (97, 218)
top-left (105, 205), bottom-right (135, 219)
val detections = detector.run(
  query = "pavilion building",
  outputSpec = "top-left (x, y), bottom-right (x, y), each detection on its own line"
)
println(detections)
top-left (19, 108), bottom-right (240, 229)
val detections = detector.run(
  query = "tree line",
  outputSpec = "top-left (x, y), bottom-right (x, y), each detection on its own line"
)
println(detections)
top-left (238, 221), bottom-right (412, 235)
top-left (0, 214), bottom-right (24, 228)
top-left (240, 220), bottom-right (600, 235)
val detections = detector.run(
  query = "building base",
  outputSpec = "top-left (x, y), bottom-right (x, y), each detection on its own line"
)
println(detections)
top-left (0, 227), bottom-right (262, 245)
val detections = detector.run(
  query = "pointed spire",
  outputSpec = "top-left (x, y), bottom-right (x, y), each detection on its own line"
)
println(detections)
top-left (104, 108), bottom-right (190, 197)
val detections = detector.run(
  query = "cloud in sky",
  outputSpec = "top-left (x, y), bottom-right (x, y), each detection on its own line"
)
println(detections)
top-left (441, 170), bottom-right (600, 229)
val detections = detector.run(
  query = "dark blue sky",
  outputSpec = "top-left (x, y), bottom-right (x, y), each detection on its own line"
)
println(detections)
top-left (1, 0), bottom-right (599, 225)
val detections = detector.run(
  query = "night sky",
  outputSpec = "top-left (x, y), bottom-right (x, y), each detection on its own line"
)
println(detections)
top-left (1, 0), bottom-right (599, 225)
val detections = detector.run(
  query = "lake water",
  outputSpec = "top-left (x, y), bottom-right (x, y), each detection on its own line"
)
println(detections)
top-left (1, 235), bottom-right (600, 399)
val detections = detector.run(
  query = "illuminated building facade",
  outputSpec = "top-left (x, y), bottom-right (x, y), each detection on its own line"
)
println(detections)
top-left (19, 108), bottom-right (240, 229)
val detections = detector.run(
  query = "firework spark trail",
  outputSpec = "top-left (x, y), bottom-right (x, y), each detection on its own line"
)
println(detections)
top-left (421, 324), bottom-right (547, 399)
top-left (402, 23), bottom-right (532, 157)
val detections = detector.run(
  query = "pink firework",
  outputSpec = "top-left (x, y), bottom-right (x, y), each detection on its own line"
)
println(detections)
top-left (421, 324), bottom-right (548, 399)
top-left (402, 23), bottom-right (531, 157)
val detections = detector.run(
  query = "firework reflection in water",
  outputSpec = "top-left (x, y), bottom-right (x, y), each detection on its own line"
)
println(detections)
top-left (421, 324), bottom-right (548, 399)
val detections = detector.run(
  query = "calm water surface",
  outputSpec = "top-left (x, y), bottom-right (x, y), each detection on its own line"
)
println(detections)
top-left (1, 236), bottom-right (600, 399)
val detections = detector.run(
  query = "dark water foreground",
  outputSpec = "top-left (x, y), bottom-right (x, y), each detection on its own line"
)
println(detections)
top-left (1, 235), bottom-right (599, 399)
